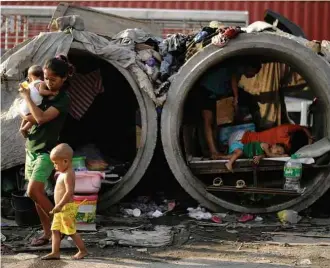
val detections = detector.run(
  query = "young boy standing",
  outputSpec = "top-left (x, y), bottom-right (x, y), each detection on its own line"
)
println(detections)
top-left (42, 143), bottom-right (87, 260)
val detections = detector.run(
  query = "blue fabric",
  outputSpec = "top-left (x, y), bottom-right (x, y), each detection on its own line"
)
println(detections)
top-left (229, 141), bottom-right (244, 154)
top-left (160, 53), bottom-right (174, 76)
top-left (200, 64), bottom-right (245, 98)
top-left (218, 123), bottom-right (256, 145)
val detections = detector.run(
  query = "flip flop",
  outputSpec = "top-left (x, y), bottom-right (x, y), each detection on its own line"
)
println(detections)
top-left (31, 237), bottom-right (50, 247)
top-left (41, 256), bottom-right (60, 260)
top-left (238, 214), bottom-right (255, 223)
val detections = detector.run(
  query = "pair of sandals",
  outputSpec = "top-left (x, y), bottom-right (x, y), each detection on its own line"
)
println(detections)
top-left (213, 178), bottom-right (246, 188)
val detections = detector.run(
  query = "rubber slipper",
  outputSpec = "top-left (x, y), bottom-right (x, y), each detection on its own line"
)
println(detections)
top-left (41, 256), bottom-right (60, 260)
top-left (238, 214), bottom-right (255, 223)
top-left (31, 237), bottom-right (50, 247)
top-left (211, 215), bottom-right (222, 223)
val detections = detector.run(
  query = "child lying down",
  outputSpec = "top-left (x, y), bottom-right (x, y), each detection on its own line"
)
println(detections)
top-left (221, 131), bottom-right (288, 172)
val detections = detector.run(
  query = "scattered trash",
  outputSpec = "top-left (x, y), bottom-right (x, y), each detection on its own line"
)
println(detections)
top-left (298, 259), bottom-right (312, 265)
top-left (237, 242), bottom-right (244, 251)
top-left (14, 253), bottom-right (39, 260)
top-left (238, 214), bottom-right (255, 223)
top-left (99, 239), bottom-right (115, 249)
top-left (277, 210), bottom-right (302, 224)
top-left (1, 233), bottom-right (6, 242)
top-left (254, 216), bottom-right (263, 222)
top-left (151, 210), bottom-right (163, 218)
top-left (106, 226), bottom-right (173, 247)
top-left (211, 215), bottom-right (222, 223)
top-left (214, 213), bottom-right (227, 219)
top-left (136, 248), bottom-right (148, 252)
top-left (187, 206), bottom-right (212, 220)
top-left (1, 244), bottom-right (13, 255)
top-left (226, 229), bottom-right (239, 234)
top-left (124, 208), bottom-right (134, 216)
top-left (133, 208), bottom-right (142, 217)
top-left (121, 197), bottom-right (176, 218)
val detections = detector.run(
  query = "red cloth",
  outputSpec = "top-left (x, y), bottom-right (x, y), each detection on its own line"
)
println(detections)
top-left (241, 124), bottom-right (304, 150)
top-left (67, 69), bottom-right (104, 120)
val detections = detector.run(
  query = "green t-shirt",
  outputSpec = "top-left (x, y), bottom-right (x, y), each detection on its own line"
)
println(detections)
top-left (243, 142), bottom-right (264, 159)
top-left (26, 90), bottom-right (70, 153)
top-left (199, 64), bottom-right (245, 99)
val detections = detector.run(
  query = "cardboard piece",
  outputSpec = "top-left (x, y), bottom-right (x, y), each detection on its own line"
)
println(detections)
top-left (216, 97), bottom-right (234, 126)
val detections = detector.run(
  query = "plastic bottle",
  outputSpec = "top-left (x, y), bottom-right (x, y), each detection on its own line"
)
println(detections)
top-left (283, 154), bottom-right (302, 192)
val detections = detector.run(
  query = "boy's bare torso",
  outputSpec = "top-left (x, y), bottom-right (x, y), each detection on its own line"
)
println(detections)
top-left (54, 170), bottom-right (75, 205)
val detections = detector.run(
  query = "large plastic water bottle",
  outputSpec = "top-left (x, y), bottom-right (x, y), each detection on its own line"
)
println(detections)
top-left (283, 155), bottom-right (302, 192)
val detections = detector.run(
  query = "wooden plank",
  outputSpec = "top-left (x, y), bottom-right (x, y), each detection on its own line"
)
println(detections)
top-left (206, 185), bottom-right (300, 196)
top-left (189, 158), bottom-right (320, 174)
top-left (191, 164), bottom-right (283, 174)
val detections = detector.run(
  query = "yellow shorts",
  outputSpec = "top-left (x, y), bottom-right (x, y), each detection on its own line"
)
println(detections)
top-left (51, 203), bottom-right (78, 235)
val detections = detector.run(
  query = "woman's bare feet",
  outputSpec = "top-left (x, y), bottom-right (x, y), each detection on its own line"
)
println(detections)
top-left (225, 162), bottom-right (234, 173)
top-left (72, 250), bottom-right (88, 260)
top-left (41, 252), bottom-right (60, 260)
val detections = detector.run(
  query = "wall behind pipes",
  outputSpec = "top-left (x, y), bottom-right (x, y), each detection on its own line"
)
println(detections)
top-left (1, 1), bottom-right (329, 53)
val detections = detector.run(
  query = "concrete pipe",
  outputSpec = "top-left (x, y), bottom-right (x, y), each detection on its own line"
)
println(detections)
top-left (161, 32), bottom-right (330, 213)
top-left (1, 42), bottom-right (158, 212)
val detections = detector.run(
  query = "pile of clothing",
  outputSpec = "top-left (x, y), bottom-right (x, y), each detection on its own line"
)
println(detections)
top-left (111, 22), bottom-right (243, 105)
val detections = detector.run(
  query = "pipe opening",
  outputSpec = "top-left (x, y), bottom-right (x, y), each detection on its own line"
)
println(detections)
top-left (179, 52), bottom-right (328, 209)
top-left (58, 49), bottom-right (142, 195)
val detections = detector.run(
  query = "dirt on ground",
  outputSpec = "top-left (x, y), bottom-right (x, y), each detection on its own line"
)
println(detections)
top-left (2, 215), bottom-right (330, 267)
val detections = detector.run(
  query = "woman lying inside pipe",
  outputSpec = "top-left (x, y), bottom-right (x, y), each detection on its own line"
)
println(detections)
top-left (239, 124), bottom-right (314, 155)
top-left (199, 60), bottom-right (262, 160)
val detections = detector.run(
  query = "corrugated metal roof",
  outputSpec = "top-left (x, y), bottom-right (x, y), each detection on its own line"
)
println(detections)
top-left (1, 1), bottom-right (330, 41)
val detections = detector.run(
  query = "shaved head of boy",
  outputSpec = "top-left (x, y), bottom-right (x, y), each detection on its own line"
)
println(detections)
top-left (50, 143), bottom-right (73, 173)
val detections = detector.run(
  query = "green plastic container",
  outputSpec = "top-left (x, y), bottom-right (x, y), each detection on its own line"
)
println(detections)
top-left (72, 156), bottom-right (87, 171)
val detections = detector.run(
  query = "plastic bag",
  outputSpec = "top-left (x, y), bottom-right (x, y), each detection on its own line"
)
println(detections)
top-left (277, 210), bottom-right (302, 224)
top-left (294, 137), bottom-right (330, 158)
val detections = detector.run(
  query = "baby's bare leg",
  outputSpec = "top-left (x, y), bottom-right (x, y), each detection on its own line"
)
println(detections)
top-left (41, 231), bottom-right (61, 260)
top-left (19, 119), bottom-right (33, 138)
top-left (21, 121), bottom-right (33, 131)
top-left (70, 233), bottom-right (88, 259)
top-left (225, 149), bottom-right (243, 172)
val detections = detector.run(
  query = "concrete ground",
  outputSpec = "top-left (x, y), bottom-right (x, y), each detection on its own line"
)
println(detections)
top-left (2, 216), bottom-right (330, 268)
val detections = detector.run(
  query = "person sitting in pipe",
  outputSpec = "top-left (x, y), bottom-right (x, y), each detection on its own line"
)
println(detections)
top-left (200, 60), bottom-right (262, 159)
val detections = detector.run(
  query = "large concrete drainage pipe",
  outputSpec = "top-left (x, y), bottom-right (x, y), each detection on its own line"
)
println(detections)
top-left (1, 42), bottom-right (158, 212)
top-left (161, 33), bottom-right (330, 213)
